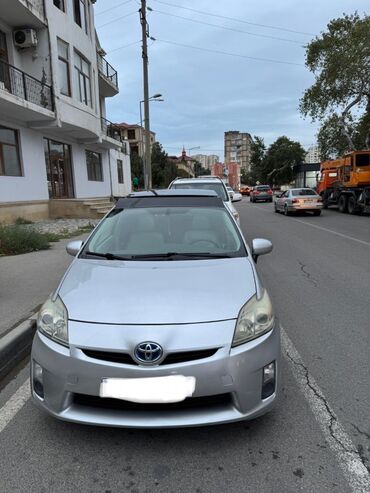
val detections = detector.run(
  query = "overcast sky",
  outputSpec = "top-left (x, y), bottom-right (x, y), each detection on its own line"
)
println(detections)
top-left (95, 0), bottom-right (368, 158)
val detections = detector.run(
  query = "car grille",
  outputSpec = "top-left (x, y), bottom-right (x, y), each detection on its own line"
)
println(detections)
top-left (81, 348), bottom-right (219, 366)
top-left (73, 392), bottom-right (232, 412)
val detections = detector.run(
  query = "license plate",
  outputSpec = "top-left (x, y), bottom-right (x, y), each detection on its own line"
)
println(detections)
top-left (100, 375), bottom-right (196, 403)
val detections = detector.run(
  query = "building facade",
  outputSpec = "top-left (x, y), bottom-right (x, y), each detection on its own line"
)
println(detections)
top-left (0, 0), bottom-right (131, 223)
top-left (210, 162), bottom-right (241, 190)
top-left (304, 145), bottom-right (321, 164)
top-left (224, 131), bottom-right (253, 172)
top-left (115, 123), bottom-right (155, 158)
top-left (192, 153), bottom-right (220, 170)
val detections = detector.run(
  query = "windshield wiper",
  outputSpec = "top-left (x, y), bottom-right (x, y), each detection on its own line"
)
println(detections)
top-left (84, 251), bottom-right (132, 260)
top-left (131, 252), bottom-right (232, 260)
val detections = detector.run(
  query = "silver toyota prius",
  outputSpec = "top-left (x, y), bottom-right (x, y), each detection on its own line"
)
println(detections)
top-left (31, 190), bottom-right (280, 428)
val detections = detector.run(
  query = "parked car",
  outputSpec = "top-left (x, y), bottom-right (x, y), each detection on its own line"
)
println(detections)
top-left (226, 186), bottom-right (234, 200)
top-left (274, 188), bottom-right (323, 216)
top-left (250, 185), bottom-right (273, 203)
top-left (31, 190), bottom-right (279, 428)
top-left (169, 176), bottom-right (241, 223)
top-left (240, 186), bottom-right (251, 196)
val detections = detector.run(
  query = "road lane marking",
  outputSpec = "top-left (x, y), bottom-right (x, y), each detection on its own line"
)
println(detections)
top-left (240, 201), bottom-right (370, 247)
top-left (0, 379), bottom-right (30, 434)
top-left (281, 327), bottom-right (370, 493)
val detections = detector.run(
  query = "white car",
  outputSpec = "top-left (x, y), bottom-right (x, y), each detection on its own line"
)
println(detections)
top-left (169, 177), bottom-right (241, 223)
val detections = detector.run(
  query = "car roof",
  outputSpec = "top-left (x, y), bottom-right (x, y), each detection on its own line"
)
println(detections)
top-left (171, 177), bottom-right (224, 184)
top-left (115, 189), bottom-right (223, 209)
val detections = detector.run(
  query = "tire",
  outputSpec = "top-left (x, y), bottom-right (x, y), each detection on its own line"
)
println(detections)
top-left (274, 203), bottom-right (279, 213)
top-left (321, 192), bottom-right (329, 209)
top-left (284, 204), bottom-right (290, 216)
top-left (313, 210), bottom-right (321, 216)
top-left (347, 196), bottom-right (357, 215)
top-left (338, 195), bottom-right (348, 213)
top-left (250, 197), bottom-right (253, 202)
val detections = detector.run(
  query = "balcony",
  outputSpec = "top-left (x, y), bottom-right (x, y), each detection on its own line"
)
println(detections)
top-left (97, 53), bottom-right (119, 97)
top-left (101, 117), bottom-right (124, 149)
top-left (0, 0), bottom-right (46, 28)
top-left (0, 59), bottom-right (54, 122)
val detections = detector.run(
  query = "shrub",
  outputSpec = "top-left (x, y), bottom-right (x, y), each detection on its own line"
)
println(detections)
top-left (14, 217), bottom-right (34, 225)
top-left (0, 225), bottom-right (50, 255)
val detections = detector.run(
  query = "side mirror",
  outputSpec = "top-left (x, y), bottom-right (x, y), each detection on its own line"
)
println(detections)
top-left (251, 238), bottom-right (273, 263)
top-left (66, 240), bottom-right (83, 257)
top-left (232, 193), bottom-right (242, 202)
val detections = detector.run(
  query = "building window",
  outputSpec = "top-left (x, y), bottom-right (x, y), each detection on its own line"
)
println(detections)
top-left (127, 129), bottom-right (136, 140)
top-left (117, 159), bottom-right (124, 184)
top-left (73, 0), bottom-right (88, 34)
top-left (0, 125), bottom-right (22, 176)
top-left (74, 51), bottom-right (91, 106)
top-left (57, 38), bottom-right (70, 96)
top-left (86, 150), bottom-right (103, 181)
top-left (53, 0), bottom-right (65, 12)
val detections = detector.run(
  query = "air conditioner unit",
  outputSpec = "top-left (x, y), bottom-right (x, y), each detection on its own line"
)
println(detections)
top-left (13, 29), bottom-right (38, 49)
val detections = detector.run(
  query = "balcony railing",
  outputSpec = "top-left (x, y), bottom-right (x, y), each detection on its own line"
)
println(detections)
top-left (97, 53), bottom-right (118, 89)
top-left (0, 59), bottom-right (53, 111)
top-left (101, 117), bottom-right (122, 143)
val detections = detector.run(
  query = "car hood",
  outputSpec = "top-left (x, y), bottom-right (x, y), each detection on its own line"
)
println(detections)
top-left (58, 257), bottom-right (256, 325)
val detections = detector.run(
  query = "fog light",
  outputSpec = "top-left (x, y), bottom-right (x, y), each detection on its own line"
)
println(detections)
top-left (262, 361), bottom-right (275, 399)
top-left (33, 361), bottom-right (44, 399)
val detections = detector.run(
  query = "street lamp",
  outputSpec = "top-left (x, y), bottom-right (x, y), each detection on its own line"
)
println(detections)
top-left (188, 146), bottom-right (200, 176)
top-left (139, 94), bottom-right (164, 174)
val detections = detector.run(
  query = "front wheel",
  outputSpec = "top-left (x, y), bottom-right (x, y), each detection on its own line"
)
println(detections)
top-left (313, 210), bottom-right (321, 216)
top-left (274, 203), bottom-right (279, 213)
top-left (284, 205), bottom-right (290, 216)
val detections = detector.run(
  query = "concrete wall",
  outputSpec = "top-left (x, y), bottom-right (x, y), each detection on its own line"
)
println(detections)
top-left (110, 148), bottom-right (132, 197)
top-left (0, 120), bottom-right (49, 202)
top-left (72, 145), bottom-right (111, 198)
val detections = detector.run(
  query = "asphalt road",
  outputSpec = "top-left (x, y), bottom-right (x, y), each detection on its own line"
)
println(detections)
top-left (0, 200), bottom-right (369, 493)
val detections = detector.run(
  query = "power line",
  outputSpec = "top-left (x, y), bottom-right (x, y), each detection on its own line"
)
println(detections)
top-left (106, 40), bottom-right (142, 53)
top-left (95, 0), bottom-right (134, 16)
top-left (151, 0), bottom-right (315, 37)
top-left (155, 38), bottom-right (304, 67)
top-left (96, 10), bottom-right (138, 29)
top-left (150, 8), bottom-right (305, 45)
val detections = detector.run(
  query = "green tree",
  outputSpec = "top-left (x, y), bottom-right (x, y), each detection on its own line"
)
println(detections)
top-left (300, 13), bottom-right (370, 155)
top-left (248, 136), bottom-right (266, 184)
top-left (130, 153), bottom-right (144, 188)
top-left (194, 160), bottom-right (211, 176)
top-left (263, 137), bottom-right (306, 186)
top-left (151, 142), bottom-right (178, 188)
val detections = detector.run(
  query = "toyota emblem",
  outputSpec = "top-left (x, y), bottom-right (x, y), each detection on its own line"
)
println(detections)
top-left (134, 342), bottom-right (163, 364)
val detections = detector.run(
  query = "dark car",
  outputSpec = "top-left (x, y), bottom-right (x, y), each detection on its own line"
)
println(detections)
top-left (250, 185), bottom-right (273, 203)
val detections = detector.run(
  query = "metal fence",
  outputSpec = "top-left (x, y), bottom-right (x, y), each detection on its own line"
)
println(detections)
top-left (0, 59), bottom-right (53, 111)
top-left (101, 117), bottom-right (122, 143)
top-left (97, 53), bottom-right (118, 88)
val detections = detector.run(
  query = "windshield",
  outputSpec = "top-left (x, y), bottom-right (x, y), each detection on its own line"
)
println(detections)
top-left (172, 182), bottom-right (229, 201)
top-left (292, 189), bottom-right (317, 196)
top-left (82, 206), bottom-right (246, 260)
top-left (256, 186), bottom-right (270, 191)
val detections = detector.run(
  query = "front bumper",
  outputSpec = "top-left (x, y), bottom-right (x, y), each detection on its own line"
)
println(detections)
top-left (31, 323), bottom-right (280, 428)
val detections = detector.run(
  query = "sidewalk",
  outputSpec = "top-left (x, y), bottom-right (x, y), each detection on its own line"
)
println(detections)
top-left (0, 234), bottom-right (87, 337)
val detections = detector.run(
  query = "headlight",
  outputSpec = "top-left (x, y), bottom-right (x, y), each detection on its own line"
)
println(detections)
top-left (37, 296), bottom-right (69, 347)
top-left (232, 289), bottom-right (274, 347)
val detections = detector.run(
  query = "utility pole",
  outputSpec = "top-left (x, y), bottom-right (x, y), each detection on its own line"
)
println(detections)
top-left (140, 0), bottom-right (151, 189)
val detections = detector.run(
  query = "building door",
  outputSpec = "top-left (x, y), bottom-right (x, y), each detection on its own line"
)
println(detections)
top-left (0, 30), bottom-right (10, 91)
top-left (44, 138), bottom-right (74, 198)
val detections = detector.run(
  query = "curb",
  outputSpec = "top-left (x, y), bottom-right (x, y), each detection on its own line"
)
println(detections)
top-left (0, 314), bottom-right (37, 381)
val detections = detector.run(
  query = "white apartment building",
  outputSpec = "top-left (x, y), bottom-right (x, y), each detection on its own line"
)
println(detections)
top-left (192, 154), bottom-right (220, 170)
top-left (304, 145), bottom-right (321, 164)
top-left (0, 0), bottom-right (131, 223)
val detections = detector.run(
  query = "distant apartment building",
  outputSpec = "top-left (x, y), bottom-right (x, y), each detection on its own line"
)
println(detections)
top-left (224, 131), bottom-right (253, 171)
top-left (192, 153), bottom-right (220, 170)
top-left (0, 0), bottom-right (131, 223)
top-left (304, 145), bottom-right (321, 164)
top-left (116, 123), bottom-right (156, 158)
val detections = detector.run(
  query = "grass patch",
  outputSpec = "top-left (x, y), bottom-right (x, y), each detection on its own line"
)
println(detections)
top-left (0, 225), bottom-right (50, 256)
top-left (14, 217), bottom-right (34, 225)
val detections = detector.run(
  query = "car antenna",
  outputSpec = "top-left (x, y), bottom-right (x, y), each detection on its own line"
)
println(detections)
top-left (150, 189), bottom-right (159, 196)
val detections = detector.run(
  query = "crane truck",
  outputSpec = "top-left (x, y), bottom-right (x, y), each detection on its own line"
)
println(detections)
top-left (316, 150), bottom-right (370, 214)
